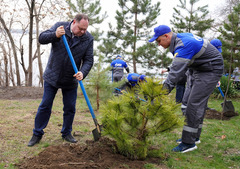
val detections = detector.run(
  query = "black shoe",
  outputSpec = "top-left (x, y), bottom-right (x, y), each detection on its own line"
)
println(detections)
top-left (28, 134), bottom-right (42, 147)
top-left (62, 134), bottom-right (78, 143)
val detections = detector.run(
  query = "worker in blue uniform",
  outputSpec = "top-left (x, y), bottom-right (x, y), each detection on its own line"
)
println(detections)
top-left (149, 25), bottom-right (224, 153)
top-left (111, 55), bottom-right (129, 82)
top-left (210, 39), bottom-right (222, 53)
top-left (114, 73), bottom-right (146, 94)
top-left (180, 38), bottom-right (223, 144)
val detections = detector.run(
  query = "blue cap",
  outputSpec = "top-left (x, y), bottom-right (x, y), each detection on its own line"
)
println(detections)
top-left (139, 75), bottom-right (146, 81)
top-left (116, 55), bottom-right (121, 59)
top-left (149, 25), bottom-right (171, 42)
top-left (210, 39), bottom-right (222, 53)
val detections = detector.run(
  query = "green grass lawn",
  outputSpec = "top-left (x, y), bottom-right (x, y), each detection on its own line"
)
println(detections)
top-left (0, 89), bottom-right (239, 169)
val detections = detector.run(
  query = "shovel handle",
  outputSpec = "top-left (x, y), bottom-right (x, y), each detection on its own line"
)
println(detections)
top-left (62, 35), bottom-right (96, 120)
top-left (217, 86), bottom-right (225, 98)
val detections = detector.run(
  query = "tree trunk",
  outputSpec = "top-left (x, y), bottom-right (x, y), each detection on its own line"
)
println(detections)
top-left (27, 0), bottom-right (35, 86)
top-left (0, 44), bottom-right (9, 86)
top-left (3, 46), bottom-right (9, 86)
top-left (0, 62), bottom-right (2, 86)
top-left (0, 15), bottom-right (21, 86)
top-left (133, 10), bottom-right (138, 73)
top-left (34, 6), bottom-right (43, 87)
top-left (7, 43), bottom-right (15, 87)
top-left (97, 86), bottom-right (100, 110)
top-left (20, 45), bottom-right (29, 86)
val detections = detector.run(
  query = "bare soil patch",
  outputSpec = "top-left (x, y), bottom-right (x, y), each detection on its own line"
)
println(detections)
top-left (0, 86), bottom-right (43, 100)
top-left (205, 109), bottom-right (239, 120)
top-left (16, 137), bottom-right (165, 169)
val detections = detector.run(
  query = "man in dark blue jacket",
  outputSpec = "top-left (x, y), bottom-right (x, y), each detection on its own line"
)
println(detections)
top-left (28, 14), bottom-right (94, 146)
top-left (149, 25), bottom-right (224, 153)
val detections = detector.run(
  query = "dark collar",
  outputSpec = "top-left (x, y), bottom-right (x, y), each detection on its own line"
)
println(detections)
top-left (169, 33), bottom-right (177, 54)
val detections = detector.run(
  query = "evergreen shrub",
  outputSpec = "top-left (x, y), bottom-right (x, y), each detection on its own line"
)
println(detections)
top-left (100, 78), bottom-right (183, 160)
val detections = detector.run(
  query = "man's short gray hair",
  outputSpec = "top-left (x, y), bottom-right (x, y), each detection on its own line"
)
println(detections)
top-left (74, 14), bottom-right (89, 22)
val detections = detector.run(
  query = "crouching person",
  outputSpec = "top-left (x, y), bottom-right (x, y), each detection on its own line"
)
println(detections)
top-left (114, 73), bottom-right (146, 95)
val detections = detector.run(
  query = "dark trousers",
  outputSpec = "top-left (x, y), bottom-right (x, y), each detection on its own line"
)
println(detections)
top-left (176, 84), bottom-right (186, 103)
top-left (182, 71), bottom-right (222, 144)
top-left (113, 75), bottom-right (123, 82)
top-left (33, 81), bottom-right (77, 137)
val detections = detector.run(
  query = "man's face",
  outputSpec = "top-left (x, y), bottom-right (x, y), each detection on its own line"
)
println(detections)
top-left (156, 34), bottom-right (171, 48)
top-left (71, 19), bottom-right (89, 37)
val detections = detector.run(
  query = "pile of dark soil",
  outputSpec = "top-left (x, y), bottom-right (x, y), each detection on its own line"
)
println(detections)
top-left (205, 109), bottom-right (239, 120)
top-left (16, 137), bottom-right (165, 169)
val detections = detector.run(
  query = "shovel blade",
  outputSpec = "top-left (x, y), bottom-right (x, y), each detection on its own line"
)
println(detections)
top-left (92, 125), bottom-right (103, 141)
top-left (92, 128), bottom-right (101, 141)
top-left (221, 100), bottom-right (235, 113)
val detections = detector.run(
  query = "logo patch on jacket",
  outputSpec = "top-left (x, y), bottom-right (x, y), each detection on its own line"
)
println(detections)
top-left (174, 53), bottom-right (178, 58)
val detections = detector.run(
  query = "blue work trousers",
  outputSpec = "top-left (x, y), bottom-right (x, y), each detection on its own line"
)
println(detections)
top-left (33, 81), bottom-right (77, 137)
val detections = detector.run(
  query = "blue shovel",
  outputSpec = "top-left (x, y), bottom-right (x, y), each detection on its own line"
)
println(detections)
top-left (62, 34), bottom-right (101, 141)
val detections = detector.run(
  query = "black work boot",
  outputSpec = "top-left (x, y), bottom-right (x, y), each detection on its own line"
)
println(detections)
top-left (28, 134), bottom-right (42, 147)
top-left (62, 134), bottom-right (78, 143)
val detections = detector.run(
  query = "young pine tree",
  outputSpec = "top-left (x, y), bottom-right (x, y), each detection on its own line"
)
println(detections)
top-left (100, 78), bottom-right (183, 160)
top-left (218, 3), bottom-right (240, 97)
top-left (171, 0), bottom-right (214, 37)
top-left (98, 0), bottom-right (170, 74)
top-left (86, 55), bottom-right (113, 110)
top-left (219, 3), bottom-right (240, 73)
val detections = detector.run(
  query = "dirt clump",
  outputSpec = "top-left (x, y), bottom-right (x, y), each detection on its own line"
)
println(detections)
top-left (16, 137), bottom-right (165, 169)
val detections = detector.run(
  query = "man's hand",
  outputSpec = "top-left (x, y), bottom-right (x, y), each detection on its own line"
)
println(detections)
top-left (216, 81), bottom-right (221, 87)
top-left (162, 82), bottom-right (171, 94)
top-left (161, 69), bottom-right (168, 74)
top-left (56, 26), bottom-right (65, 38)
top-left (73, 71), bottom-right (83, 81)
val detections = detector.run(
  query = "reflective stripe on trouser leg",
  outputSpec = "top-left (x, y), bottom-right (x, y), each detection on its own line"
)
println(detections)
top-left (182, 123), bottom-right (203, 143)
top-left (181, 104), bottom-right (187, 116)
top-left (196, 123), bottom-right (203, 139)
top-left (183, 126), bottom-right (198, 133)
top-left (182, 125), bottom-right (198, 144)
top-left (182, 71), bottom-right (222, 144)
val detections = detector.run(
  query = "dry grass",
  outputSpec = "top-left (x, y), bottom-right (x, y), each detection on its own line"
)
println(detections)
top-left (0, 87), bottom-right (240, 169)
top-left (0, 90), bottom-right (99, 168)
